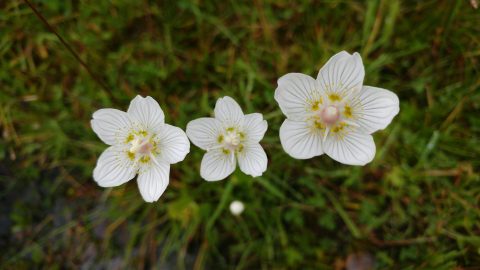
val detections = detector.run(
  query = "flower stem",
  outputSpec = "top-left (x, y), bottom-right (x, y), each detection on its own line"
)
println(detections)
top-left (23, 0), bottom-right (114, 100)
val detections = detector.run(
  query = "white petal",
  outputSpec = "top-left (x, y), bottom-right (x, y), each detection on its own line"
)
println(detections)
top-left (127, 95), bottom-right (165, 132)
top-left (137, 161), bottom-right (170, 202)
top-left (93, 145), bottom-right (137, 187)
top-left (323, 130), bottom-right (375, 166)
top-left (237, 143), bottom-right (268, 177)
top-left (214, 96), bottom-right (244, 127)
top-left (242, 113), bottom-right (268, 143)
top-left (279, 119), bottom-right (324, 159)
top-left (91, 109), bottom-right (133, 145)
top-left (347, 86), bottom-right (400, 134)
top-left (186, 117), bottom-right (223, 150)
top-left (316, 51), bottom-right (364, 97)
top-left (274, 73), bottom-right (320, 120)
top-left (155, 124), bottom-right (190, 164)
top-left (200, 148), bottom-right (236, 181)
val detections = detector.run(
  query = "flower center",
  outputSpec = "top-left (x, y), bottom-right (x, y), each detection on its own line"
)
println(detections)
top-left (130, 138), bottom-right (154, 155)
top-left (320, 105), bottom-right (340, 125)
top-left (224, 130), bottom-right (241, 149)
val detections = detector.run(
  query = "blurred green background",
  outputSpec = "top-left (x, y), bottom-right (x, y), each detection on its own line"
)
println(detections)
top-left (1, 0), bottom-right (480, 269)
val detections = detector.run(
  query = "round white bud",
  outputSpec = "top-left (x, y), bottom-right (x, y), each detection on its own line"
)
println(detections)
top-left (229, 200), bottom-right (245, 216)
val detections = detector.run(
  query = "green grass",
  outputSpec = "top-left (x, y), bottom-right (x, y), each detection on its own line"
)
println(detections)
top-left (1, 0), bottom-right (480, 268)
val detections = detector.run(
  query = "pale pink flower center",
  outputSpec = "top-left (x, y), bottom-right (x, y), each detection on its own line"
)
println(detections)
top-left (130, 138), bottom-right (153, 155)
top-left (138, 141), bottom-right (153, 154)
top-left (321, 105), bottom-right (340, 125)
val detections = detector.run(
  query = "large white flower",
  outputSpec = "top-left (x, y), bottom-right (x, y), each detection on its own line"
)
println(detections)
top-left (274, 51), bottom-right (399, 165)
top-left (186, 96), bottom-right (268, 181)
top-left (91, 95), bottom-right (190, 202)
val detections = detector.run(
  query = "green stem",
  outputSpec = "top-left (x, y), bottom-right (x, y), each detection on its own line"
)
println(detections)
top-left (319, 186), bottom-right (362, 238)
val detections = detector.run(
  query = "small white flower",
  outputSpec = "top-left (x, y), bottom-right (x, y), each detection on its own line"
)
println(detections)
top-left (91, 95), bottom-right (190, 202)
top-left (229, 200), bottom-right (245, 216)
top-left (275, 51), bottom-right (399, 165)
top-left (186, 96), bottom-right (268, 181)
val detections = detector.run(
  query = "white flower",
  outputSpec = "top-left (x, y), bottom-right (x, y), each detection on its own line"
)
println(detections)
top-left (91, 95), bottom-right (190, 202)
top-left (186, 96), bottom-right (268, 181)
top-left (229, 200), bottom-right (245, 216)
top-left (274, 51), bottom-right (399, 165)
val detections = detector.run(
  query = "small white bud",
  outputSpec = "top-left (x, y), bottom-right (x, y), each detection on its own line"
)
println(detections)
top-left (229, 200), bottom-right (245, 216)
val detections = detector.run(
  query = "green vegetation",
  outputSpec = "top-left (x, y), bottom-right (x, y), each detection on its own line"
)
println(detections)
top-left (1, 0), bottom-right (479, 268)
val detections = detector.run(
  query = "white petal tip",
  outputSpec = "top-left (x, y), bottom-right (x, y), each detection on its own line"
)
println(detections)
top-left (203, 178), bottom-right (226, 182)
top-left (201, 174), bottom-right (228, 182)
top-left (139, 193), bottom-right (163, 203)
